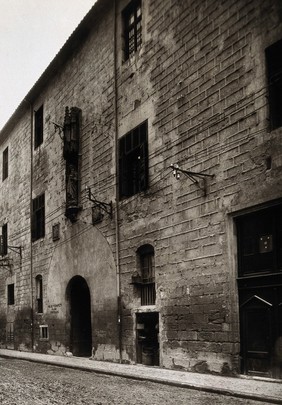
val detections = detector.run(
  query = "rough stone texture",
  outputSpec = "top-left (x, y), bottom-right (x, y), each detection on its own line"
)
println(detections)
top-left (0, 357), bottom-right (265, 405)
top-left (0, 0), bottom-right (281, 377)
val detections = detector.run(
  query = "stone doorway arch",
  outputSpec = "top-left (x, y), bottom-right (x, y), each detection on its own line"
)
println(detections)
top-left (66, 276), bottom-right (92, 357)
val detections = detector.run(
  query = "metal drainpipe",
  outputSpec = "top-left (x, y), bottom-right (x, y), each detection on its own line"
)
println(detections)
top-left (113, 0), bottom-right (122, 363)
top-left (28, 101), bottom-right (35, 352)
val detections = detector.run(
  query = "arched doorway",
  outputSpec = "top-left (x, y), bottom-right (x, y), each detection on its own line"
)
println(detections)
top-left (67, 276), bottom-right (92, 357)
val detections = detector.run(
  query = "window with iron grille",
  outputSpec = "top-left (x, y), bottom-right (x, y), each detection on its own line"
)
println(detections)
top-left (2, 147), bottom-right (8, 181)
top-left (36, 275), bottom-right (43, 313)
top-left (7, 284), bottom-right (14, 305)
top-left (138, 244), bottom-right (156, 306)
top-left (266, 39), bottom-right (282, 130)
top-left (34, 105), bottom-right (43, 148)
top-left (119, 121), bottom-right (148, 199)
top-left (123, 0), bottom-right (142, 60)
top-left (32, 193), bottom-right (45, 241)
top-left (39, 325), bottom-right (49, 340)
top-left (1, 223), bottom-right (8, 256)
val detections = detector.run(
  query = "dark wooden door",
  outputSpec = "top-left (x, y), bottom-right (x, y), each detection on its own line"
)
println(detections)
top-left (236, 206), bottom-right (282, 378)
top-left (240, 292), bottom-right (272, 376)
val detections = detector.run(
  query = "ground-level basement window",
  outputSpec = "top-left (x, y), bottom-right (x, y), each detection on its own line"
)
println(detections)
top-left (39, 325), bottom-right (49, 340)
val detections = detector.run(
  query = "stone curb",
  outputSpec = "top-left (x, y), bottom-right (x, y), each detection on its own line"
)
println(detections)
top-left (1, 351), bottom-right (281, 404)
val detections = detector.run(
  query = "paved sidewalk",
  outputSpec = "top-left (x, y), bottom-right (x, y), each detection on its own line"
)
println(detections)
top-left (0, 349), bottom-right (281, 404)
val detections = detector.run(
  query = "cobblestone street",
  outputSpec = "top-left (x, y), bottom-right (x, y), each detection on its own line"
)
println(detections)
top-left (0, 358), bottom-right (274, 405)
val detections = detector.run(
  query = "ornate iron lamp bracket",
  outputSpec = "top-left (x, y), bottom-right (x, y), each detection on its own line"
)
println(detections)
top-left (170, 163), bottom-right (214, 195)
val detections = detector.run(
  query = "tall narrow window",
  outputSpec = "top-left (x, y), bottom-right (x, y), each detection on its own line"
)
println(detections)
top-left (7, 284), bottom-right (14, 305)
top-left (6, 322), bottom-right (14, 343)
top-left (32, 193), bottom-right (45, 241)
top-left (2, 147), bottom-right (8, 181)
top-left (265, 39), bottom-right (282, 130)
top-left (123, 0), bottom-right (142, 60)
top-left (1, 223), bottom-right (8, 256)
top-left (34, 105), bottom-right (43, 148)
top-left (138, 244), bottom-right (156, 306)
top-left (36, 275), bottom-right (43, 313)
top-left (119, 121), bottom-right (148, 199)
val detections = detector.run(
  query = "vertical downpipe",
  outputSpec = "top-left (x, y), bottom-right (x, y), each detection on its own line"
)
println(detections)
top-left (29, 102), bottom-right (34, 352)
top-left (113, 0), bottom-right (122, 363)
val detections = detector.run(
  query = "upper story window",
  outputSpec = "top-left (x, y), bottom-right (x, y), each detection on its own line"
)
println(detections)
top-left (32, 193), bottom-right (45, 241)
top-left (119, 121), bottom-right (148, 199)
top-left (36, 275), bottom-right (43, 313)
top-left (123, 0), bottom-right (142, 60)
top-left (265, 39), bottom-right (282, 130)
top-left (34, 105), bottom-right (43, 148)
top-left (7, 283), bottom-right (14, 306)
top-left (2, 147), bottom-right (8, 181)
top-left (1, 223), bottom-right (8, 256)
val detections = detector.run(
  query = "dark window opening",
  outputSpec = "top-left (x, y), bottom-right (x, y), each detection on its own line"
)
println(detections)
top-left (236, 205), bottom-right (282, 277)
top-left (39, 325), bottom-right (49, 340)
top-left (1, 223), bottom-right (8, 256)
top-left (119, 121), bottom-right (148, 199)
top-left (2, 147), bottom-right (8, 181)
top-left (7, 284), bottom-right (14, 305)
top-left (32, 194), bottom-right (45, 241)
top-left (123, 0), bottom-right (142, 60)
top-left (266, 39), bottom-right (282, 130)
top-left (36, 275), bottom-right (43, 313)
top-left (34, 105), bottom-right (43, 148)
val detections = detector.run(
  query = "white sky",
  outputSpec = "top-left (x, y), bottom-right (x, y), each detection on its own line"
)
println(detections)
top-left (0, 0), bottom-right (96, 130)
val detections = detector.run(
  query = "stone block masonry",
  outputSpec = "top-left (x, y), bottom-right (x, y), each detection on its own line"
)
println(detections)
top-left (117, 0), bottom-right (282, 375)
top-left (0, 0), bottom-right (282, 378)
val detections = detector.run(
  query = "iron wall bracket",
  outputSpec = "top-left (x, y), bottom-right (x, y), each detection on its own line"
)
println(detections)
top-left (170, 163), bottom-right (214, 196)
top-left (86, 187), bottom-right (113, 219)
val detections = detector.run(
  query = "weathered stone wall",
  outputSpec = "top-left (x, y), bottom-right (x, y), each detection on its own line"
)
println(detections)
top-left (0, 0), bottom-right (282, 375)
top-left (0, 0), bottom-right (119, 359)
top-left (116, 0), bottom-right (282, 373)
top-left (30, 0), bottom-right (119, 358)
top-left (0, 108), bottom-right (32, 351)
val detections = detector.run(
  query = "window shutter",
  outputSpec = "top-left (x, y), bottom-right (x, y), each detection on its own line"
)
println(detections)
top-left (138, 141), bottom-right (148, 191)
top-left (31, 200), bottom-right (36, 241)
top-left (119, 156), bottom-right (130, 197)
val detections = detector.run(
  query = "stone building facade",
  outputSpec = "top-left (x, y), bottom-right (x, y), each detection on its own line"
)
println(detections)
top-left (0, 0), bottom-right (282, 379)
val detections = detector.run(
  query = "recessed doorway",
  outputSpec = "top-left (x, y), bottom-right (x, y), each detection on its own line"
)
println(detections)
top-left (136, 312), bottom-right (159, 366)
top-left (236, 205), bottom-right (282, 378)
top-left (67, 276), bottom-right (92, 357)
